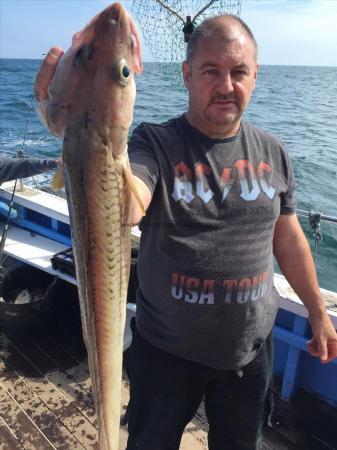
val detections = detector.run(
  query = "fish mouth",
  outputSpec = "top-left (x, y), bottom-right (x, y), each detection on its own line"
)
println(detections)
top-left (106, 2), bottom-right (124, 24)
top-left (102, 3), bottom-right (143, 74)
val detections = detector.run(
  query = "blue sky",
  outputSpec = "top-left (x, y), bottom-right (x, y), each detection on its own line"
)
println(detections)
top-left (1, 0), bottom-right (336, 66)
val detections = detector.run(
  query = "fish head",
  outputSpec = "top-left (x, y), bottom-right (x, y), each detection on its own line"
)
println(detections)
top-left (35, 2), bottom-right (143, 155)
top-left (71, 2), bottom-right (143, 155)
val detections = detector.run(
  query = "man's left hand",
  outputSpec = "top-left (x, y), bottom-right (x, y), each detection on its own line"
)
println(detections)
top-left (55, 158), bottom-right (63, 169)
top-left (307, 314), bottom-right (337, 364)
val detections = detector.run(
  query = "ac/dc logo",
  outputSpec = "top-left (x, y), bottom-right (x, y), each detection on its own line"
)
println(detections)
top-left (171, 160), bottom-right (276, 204)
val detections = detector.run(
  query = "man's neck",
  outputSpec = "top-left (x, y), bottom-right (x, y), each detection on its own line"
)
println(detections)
top-left (185, 112), bottom-right (241, 139)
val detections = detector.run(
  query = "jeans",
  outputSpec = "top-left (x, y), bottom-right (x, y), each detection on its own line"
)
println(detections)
top-left (126, 328), bottom-right (273, 450)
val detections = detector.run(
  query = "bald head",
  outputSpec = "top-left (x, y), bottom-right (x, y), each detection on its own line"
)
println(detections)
top-left (186, 15), bottom-right (258, 63)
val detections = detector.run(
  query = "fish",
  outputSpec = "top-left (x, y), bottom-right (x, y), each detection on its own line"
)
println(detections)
top-left (34, 3), bottom-right (144, 449)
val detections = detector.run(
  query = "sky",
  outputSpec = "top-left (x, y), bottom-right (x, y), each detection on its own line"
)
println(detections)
top-left (0, 0), bottom-right (337, 66)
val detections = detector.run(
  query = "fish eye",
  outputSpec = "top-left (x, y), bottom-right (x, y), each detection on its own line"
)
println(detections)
top-left (122, 64), bottom-right (130, 79)
top-left (110, 58), bottom-right (131, 86)
top-left (113, 58), bottom-right (130, 86)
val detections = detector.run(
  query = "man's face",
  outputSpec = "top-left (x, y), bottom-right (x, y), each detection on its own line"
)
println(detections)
top-left (183, 35), bottom-right (258, 138)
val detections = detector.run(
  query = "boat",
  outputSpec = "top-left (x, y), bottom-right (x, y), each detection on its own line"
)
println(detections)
top-left (0, 179), bottom-right (337, 449)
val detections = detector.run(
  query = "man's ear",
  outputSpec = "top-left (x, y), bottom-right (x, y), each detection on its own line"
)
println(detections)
top-left (182, 60), bottom-right (191, 88)
top-left (253, 63), bottom-right (259, 90)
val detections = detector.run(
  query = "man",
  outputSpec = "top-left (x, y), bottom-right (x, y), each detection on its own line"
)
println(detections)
top-left (0, 155), bottom-right (62, 184)
top-left (125, 15), bottom-right (337, 450)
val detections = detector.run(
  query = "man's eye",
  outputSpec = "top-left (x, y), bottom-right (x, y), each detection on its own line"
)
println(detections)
top-left (234, 70), bottom-right (248, 76)
top-left (203, 70), bottom-right (217, 76)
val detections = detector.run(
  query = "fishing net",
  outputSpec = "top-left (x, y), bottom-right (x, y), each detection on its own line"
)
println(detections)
top-left (131, 0), bottom-right (242, 64)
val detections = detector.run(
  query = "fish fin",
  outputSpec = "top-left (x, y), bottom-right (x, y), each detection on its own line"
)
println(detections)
top-left (51, 167), bottom-right (65, 190)
top-left (123, 165), bottom-right (145, 216)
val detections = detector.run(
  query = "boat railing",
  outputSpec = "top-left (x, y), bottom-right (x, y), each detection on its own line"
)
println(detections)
top-left (296, 209), bottom-right (337, 224)
top-left (296, 208), bottom-right (337, 262)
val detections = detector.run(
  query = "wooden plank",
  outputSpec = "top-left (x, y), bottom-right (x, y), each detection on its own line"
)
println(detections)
top-left (2, 329), bottom-right (327, 450)
top-left (0, 360), bottom-right (85, 449)
top-left (181, 415), bottom-right (208, 449)
top-left (31, 338), bottom-right (96, 425)
top-left (49, 329), bottom-right (87, 364)
top-left (0, 384), bottom-right (55, 450)
top-left (2, 337), bottom-right (98, 448)
top-left (0, 417), bottom-right (24, 450)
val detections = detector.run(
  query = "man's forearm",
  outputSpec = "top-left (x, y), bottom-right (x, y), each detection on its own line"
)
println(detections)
top-left (273, 214), bottom-right (326, 317)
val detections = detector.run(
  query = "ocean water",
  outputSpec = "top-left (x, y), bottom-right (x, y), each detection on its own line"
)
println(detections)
top-left (0, 59), bottom-right (336, 291)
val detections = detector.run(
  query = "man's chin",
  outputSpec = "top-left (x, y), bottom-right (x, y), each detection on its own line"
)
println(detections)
top-left (205, 113), bottom-right (241, 127)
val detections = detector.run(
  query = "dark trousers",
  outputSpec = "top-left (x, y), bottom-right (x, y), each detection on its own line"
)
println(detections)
top-left (126, 328), bottom-right (273, 450)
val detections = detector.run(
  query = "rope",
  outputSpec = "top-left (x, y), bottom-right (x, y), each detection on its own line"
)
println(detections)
top-left (155, 0), bottom-right (185, 22)
top-left (309, 210), bottom-right (323, 263)
top-left (193, 0), bottom-right (219, 21)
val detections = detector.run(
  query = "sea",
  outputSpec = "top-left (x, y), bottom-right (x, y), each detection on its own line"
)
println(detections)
top-left (0, 59), bottom-right (336, 291)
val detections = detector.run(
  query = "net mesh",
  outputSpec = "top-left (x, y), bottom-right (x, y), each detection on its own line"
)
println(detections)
top-left (131, 0), bottom-right (242, 63)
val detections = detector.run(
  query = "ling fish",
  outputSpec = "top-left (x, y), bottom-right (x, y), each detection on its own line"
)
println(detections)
top-left (34, 3), bottom-right (144, 449)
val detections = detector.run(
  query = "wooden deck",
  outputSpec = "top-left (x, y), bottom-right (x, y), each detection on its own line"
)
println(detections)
top-left (1, 282), bottom-right (337, 450)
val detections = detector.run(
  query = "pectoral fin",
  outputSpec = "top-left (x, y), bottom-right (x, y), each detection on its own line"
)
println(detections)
top-left (51, 167), bottom-right (65, 190)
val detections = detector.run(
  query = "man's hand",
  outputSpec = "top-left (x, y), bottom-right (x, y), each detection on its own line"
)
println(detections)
top-left (55, 158), bottom-right (63, 169)
top-left (307, 313), bottom-right (337, 363)
top-left (34, 47), bottom-right (64, 102)
top-left (34, 47), bottom-right (76, 137)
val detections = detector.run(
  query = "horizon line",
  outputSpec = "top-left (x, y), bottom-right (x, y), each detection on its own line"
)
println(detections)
top-left (0, 57), bottom-right (336, 69)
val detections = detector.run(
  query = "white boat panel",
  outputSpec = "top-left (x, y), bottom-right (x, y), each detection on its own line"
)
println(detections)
top-left (0, 181), bottom-right (70, 224)
top-left (275, 273), bottom-right (337, 327)
top-left (1, 223), bottom-right (76, 285)
top-left (0, 182), bottom-right (142, 238)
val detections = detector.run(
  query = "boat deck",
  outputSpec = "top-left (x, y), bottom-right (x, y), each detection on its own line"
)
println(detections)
top-left (1, 284), bottom-right (336, 450)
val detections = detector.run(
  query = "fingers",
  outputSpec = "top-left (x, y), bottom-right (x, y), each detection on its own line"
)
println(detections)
top-left (128, 12), bottom-right (143, 74)
top-left (307, 338), bottom-right (320, 357)
top-left (55, 158), bottom-right (64, 169)
top-left (34, 47), bottom-right (64, 101)
top-left (326, 339), bottom-right (337, 363)
top-left (308, 337), bottom-right (328, 362)
top-left (307, 337), bottom-right (337, 364)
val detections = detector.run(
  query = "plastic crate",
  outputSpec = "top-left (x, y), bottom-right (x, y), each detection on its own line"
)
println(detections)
top-left (51, 247), bottom-right (75, 277)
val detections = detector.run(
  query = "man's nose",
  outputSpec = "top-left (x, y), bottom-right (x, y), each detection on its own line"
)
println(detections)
top-left (217, 73), bottom-right (234, 93)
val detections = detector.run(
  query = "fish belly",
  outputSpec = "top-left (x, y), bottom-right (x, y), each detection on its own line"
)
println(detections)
top-left (64, 128), bottom-right (131, 450)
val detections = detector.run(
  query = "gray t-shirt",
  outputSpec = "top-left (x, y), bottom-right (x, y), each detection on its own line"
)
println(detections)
top-left (129, 114), bottom-right (296, 370)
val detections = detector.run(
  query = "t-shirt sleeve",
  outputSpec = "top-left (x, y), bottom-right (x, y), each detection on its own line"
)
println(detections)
top-left (128, 123), bottom-right (160, 195)
top-left (280, 147), bottom-right (297, 215)
top-left (0, 157), bottom-right (56, 184)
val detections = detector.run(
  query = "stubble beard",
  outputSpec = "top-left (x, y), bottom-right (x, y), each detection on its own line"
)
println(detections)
top-left (204, 106), bottom-right (242, 129)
